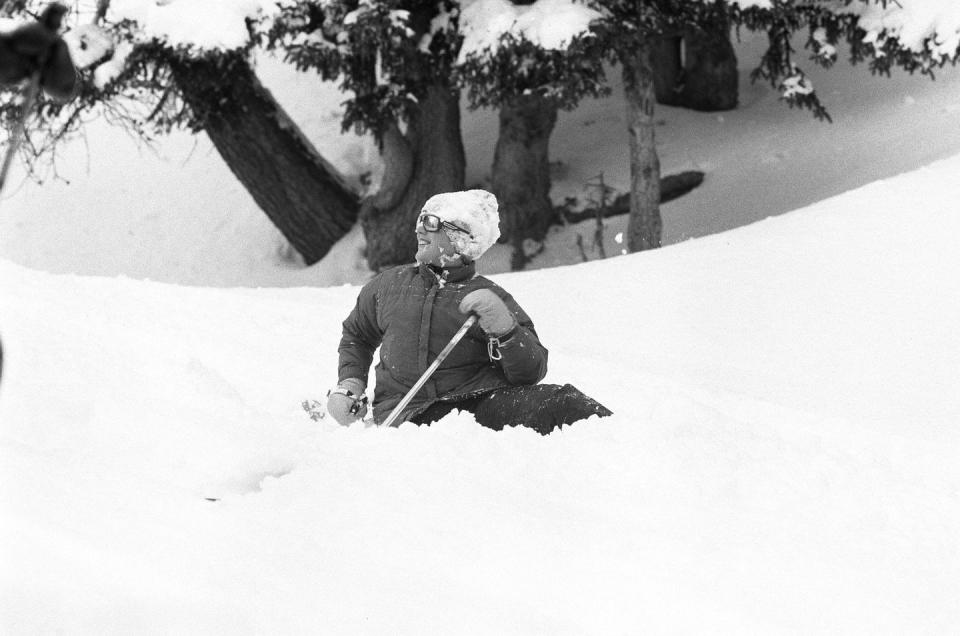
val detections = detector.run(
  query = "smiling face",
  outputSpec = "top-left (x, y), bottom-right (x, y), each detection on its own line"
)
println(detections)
top-left (415, 218), bottom-right (463, 267)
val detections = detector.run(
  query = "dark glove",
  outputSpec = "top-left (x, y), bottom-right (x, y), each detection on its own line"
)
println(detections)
top-left (7, 4), bottom-right (65, 60)
top-left (326, 378), bottom-right (368, 426)
top-left (40, 37), bottom-right (76, 102)
top-left (459, 289), bottom-right (516, 337)
top-left (0, 4), bottom-right (76, 102)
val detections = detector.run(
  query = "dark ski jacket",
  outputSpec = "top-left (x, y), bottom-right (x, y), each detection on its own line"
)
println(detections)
top-left (338, 262), bottom-right (548, 425)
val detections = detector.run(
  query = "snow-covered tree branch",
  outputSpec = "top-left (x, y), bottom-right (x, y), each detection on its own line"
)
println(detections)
top-left (6, 0), bottom-right (960, 268)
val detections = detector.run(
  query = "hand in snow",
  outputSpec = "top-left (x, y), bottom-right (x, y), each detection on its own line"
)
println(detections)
top-left (459, 289), bottom-right (516, 337)
top-left (326, 378), bottom-right (368, 426)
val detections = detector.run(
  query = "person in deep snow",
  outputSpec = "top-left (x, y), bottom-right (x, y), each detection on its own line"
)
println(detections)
top-left (328, 189), bottom-right (612, 435)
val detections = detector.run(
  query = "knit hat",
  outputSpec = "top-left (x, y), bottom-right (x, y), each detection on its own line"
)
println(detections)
top-left (420, 189), bottom-right (501, 262)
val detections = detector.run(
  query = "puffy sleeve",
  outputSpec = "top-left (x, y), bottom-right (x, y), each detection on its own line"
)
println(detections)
top-left (492, 292), bottom-right (549, 386)
top-left (337, 275), bottom-right (384, 383)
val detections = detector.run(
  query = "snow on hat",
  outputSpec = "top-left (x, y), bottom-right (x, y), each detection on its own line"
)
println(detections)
top-left (421, 189), bottom-right (500, 261)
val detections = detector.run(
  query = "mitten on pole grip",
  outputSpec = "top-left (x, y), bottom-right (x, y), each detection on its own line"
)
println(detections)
top-left (326, 377), bottom-right (368, 426)
top-left (7, 3), bottom-right (66, 57)
top-left (459, 289), bottom-right (516, 337)
top-left (0, 4), bottom-right (75, 101)
top-left (41, 38), bottom-right (77, 102)
top-left (0, 21), bottom-right (56, 84)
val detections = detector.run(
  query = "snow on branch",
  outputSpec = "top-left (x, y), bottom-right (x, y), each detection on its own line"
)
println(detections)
top-left (733, 1), bottom-right (960, 67)
top-left (730, 0), bottom-right (960, 121)
top-left (107, 0), bottom-right (279, 52)
top-left (457, 0), bottom-right (602, 64)
top-left (455, 0), bottom-right (608, 110)
top-left (458, 32), bottom-right (608, 110)
top-left (831, 0), bottom-right (960, 64)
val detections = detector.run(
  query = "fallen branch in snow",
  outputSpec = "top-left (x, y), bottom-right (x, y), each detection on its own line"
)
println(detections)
top-left (559, 170), bottom-right (704, 225)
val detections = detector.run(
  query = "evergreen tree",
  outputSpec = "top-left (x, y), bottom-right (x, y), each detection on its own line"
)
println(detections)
top-left (0, 1), bottom-right (359, 266)
top-left (7, 0), bottom-right (960, 269)
top-left (589, 0), bottom-right (960, 254)
top-left (457, 0), bottom-right (607, 269)
top-left (653, 7), bottom-right (739, 111)
top-left (268, 0), bottom-right (467, 271)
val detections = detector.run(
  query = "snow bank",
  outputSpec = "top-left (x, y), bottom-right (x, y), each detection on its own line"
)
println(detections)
top-left (2, 152), bottom-right (960, 632)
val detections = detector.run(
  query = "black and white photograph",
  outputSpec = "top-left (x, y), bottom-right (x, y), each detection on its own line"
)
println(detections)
top-left (1, 0), bottom-right (958, 633)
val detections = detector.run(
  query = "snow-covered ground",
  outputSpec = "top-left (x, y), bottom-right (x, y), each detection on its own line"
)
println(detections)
top-left (3, 156), bottom-right (959, 632)
top-left (2, 28), bottom-right (960, 634)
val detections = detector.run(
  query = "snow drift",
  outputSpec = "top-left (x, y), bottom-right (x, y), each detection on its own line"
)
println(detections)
top-left (2, 152), bottom-right (959, 632)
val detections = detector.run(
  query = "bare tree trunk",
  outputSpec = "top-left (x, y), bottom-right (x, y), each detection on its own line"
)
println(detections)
top-left (652, 15), bottom-right (738, 112)
top-left (360, 83), bottom-right (465, 271)
top-left (679, 18), bottom-right (738, 111)
top-left (491, 93), bottom-right (558, 270)
top-left (652, 33), bottom-right (684, 106)
top-left (621, 42), bottom-right (662, 252)
top-left (170, 55), bottom-right (359, 265)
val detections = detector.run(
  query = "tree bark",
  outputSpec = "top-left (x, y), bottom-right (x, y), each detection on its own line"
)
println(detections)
top-left (652, 34), bottom-right (683, 106)
top-left (491, 93), bottom-right (558, 270)
top-left (621, 42), bottom-right (662, 253)
top-left (360, 83), bottom-right (466, 271)
top-left (652, 20), bottom-right (738, 112)
top-left (170, 55), bottom-right (359, 265)
top-left (679, 18), bottom-right (738, 111)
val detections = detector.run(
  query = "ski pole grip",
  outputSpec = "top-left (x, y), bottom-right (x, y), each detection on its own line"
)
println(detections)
top-left (380, 314), bottom-right (478, 429)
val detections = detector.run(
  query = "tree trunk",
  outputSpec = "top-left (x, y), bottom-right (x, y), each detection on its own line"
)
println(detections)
top-left (621, 42), bottom-right (662, 253)
top-left (170, 55), bottom-right (359, 265)
top-left (360, 83), bottom-right (466, 271)
top-left (491, 93), bottom-right (558, 270)
top-left (652, 34), bottom-right (683, 106)
top-left (679, 18), bottom-right (738, 111)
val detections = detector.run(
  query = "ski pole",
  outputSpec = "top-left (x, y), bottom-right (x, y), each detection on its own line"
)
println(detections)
top-left (0, 70), bottom-right (42, 198)
top-left (380, 314), bottom-right (477, 428)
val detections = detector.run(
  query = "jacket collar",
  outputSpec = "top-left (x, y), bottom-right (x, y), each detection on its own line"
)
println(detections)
top-left (418, 260), bottom-right (476, 286)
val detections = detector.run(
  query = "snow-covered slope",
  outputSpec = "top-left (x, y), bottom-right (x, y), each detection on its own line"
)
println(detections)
top-left (2, 153), bottom-right (958, 633)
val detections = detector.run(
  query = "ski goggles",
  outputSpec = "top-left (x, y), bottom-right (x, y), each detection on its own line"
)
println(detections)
top-left (418, 213), bottom-right (473, 238)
